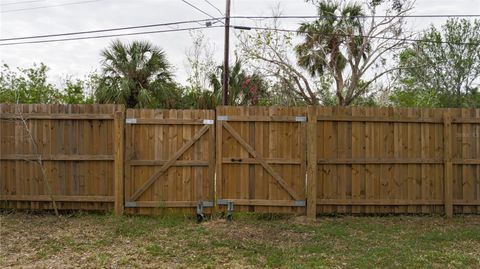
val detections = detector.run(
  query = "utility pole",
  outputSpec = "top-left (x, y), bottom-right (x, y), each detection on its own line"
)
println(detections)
top-left (222, 0), bottom-right (231, 105)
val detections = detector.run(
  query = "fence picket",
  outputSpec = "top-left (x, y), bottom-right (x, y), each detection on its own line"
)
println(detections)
top-left (1, 104), bottom-right (478, 216)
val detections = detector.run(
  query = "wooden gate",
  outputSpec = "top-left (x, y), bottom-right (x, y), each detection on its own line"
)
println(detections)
top-left (124, 109), bottom-right (215, 214)
top-left (216, 107), bottom-right (307, 213)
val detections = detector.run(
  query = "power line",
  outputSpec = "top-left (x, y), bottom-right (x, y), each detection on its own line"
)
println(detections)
top-left (1, 0), bottom-right (56, 6)
top-left (230, 14), bottom-right (480, 19)
top-left (2, 23), bottom-right (477, 47)
top-left (232, 25), bottom-right (480, 46)
top-left (204, 0), bottom-right (223, 16)
top-left (2, 15), bottom-right (479, 46)
top-left (0, 25), bottom-right (222, 46)
top-left (0, 18), bottom-right (224, 42)
top-left (181, 0), bottom-right (224, 25)
top-left (3, 13), bottom-right (478, 41)
top-left (1, 0), bottom-right (102, 13)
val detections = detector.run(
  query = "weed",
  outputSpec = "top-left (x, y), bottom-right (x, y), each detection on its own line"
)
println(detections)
top-left (1, 212), bottom-right (479, 268)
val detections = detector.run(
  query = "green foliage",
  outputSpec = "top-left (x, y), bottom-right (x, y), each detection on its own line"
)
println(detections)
top-left (316, 77), bottom-right (379, 106)
top-left (390, 19), bottom-right (480, 108)
top-left (180, 87), bottom-right (217, 109)
top-left (0, 63), bottom-right (92, 104)
top-left (208, 59), bottom-right (270, 107)
top-left (296, 1), bottom-right (365, 77)
top-left (296, 0), bottom-right (413, 106)
top-left (0, 63), bottom-right (59, 103)
top-left (236, 11), bottom-right (323, 106)
top-left (95, 40), bottom-right (176, 108)
top-left (59, 79), bottom-right (94, 104)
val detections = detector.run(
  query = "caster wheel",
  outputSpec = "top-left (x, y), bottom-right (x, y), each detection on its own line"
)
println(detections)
top-left (197, 214), bottom-right (205, 223)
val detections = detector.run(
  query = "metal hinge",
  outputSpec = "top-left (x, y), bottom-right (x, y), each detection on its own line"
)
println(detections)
top-left (217, 199), bottom-right (229, 205)
top-left (202, 201), bottom-right (214, 207)
top-left (294, 200), bottom-right (306, 207)
top-left (295, 116), bottom-right (307, 122)
top-left (125, 201), bottom-right (137, 207)
top-left (125, 118), bottom-right (137, 124)
top-left (217, 115), bottom-right (228, 121)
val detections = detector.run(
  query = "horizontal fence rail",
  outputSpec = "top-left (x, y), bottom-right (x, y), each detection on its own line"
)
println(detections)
top-left (216, 106), bottom-right (308, 214)
top-left (0, 104), bottom-right (478, 217)
top-left (307, 107), bottom-right (479, 217)
top-left (0, 104), bottom-right (124, 212)
top-left (123, 109), bottom-right (215, 215)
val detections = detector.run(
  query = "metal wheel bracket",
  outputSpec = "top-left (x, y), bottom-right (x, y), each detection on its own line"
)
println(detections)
top-left (226, 201), bottom-right (234, 222)
top-left (196, 201), bottom-right (212, 223)
top-left (217, 199), bottom-right (234, 221)
top-left (196, 202), bottom-right (204, 215)
top-left (196, 201), bottom-right (213, 213)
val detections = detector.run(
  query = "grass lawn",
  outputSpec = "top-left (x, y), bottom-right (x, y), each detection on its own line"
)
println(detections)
top-left (1, 211), bottom-right (479, 268)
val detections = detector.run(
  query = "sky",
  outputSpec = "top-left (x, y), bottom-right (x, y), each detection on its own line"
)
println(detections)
top-left (0, 0), bottom-right (479, 86)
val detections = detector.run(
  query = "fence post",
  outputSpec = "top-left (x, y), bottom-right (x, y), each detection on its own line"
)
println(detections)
top-left (443, 110), bottom-right (453, 218)
top-left (307, 106), bottom-right (318, 218)
top-left (215, 107), bottom-right (223, 210)
top-left (114, 108), bottom-right (125, 216)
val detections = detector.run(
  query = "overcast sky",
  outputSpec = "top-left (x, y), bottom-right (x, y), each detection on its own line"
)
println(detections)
top-left (0, 0), bottom-right (479, 86)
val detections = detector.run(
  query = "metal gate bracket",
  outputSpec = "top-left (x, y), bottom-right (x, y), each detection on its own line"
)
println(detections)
top-left (217, 199), bottom-right (229, 205)
top-left (202, 201), bottom-right (214, 207)
top-left (125, 118), bottom-right (137, 124)
top-left (125, 201), bottom-right (137, 207)
top-left (295, 116), bottom-right (307, 122)
top-left (294, 200), bottom-right (306, 207)
top-left (217, 199), bottom-right (234, 221)
top-left (226, 201), bottom-right (234, 221)
top-left (203, 119), bottom-right (214, 125)
top-left (196, 202), bottom-right (205, 223)
top-left (217, 115), bottom-right (228, 121)
top-left (196, 202), bottom-right (204, 214)
top-left (196, 201), bottom-right (214, 223)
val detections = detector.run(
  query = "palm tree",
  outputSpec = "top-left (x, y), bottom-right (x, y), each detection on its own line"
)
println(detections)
top-left (295, 1), bottom-right (365, 105)
top-left (208, 60), bottom-right (267, 106)
top-left (95, 40), bottom-right (175, 108)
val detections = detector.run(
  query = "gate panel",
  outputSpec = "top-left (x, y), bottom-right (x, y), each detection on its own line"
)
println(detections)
top-left (216, 106), bottom-right (307, 213)
top-left (124, 109), bottom-right (215, 214)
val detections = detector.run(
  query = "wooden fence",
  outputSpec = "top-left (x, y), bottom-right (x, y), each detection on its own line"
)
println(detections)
top-left (306, 107), bottom-right (480, 217)
top-left (0, 104), bottom-right (123, 210)
top-left (0, 104), bottom-right (478, 217)
top-left (216, 106), bottom-right (307, 213)
top-left (123, 109), bottom-right (215, 215)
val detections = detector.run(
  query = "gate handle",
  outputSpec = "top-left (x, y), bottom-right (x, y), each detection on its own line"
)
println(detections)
top-left (231, 158), bottom-right (243, 162)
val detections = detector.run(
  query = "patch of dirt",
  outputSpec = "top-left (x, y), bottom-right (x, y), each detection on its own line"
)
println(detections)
top-left (205, 220), bottom-right (310, 250)
top-left (200, 218), bottom-right (227, 228)
top-left (0, 213), bottom-right (257, 268)
top-left (1, 212), bottom-right (480, 268)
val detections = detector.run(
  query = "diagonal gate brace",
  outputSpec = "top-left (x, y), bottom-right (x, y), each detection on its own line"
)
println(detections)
top-left (129, 124), bottom-right (210, 201)
top-left (222, 122), bottom-right (301, 201)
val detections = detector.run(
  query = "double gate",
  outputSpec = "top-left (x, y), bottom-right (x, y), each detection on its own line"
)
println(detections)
top-left (123, 107), bottom-right (308, 214)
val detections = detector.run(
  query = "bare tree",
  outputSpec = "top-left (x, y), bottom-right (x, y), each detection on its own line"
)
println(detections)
top-left (296, 0), bottom-right (415, 105)
top-left (236, 7), bottom-right (320, 105)
top-left (238, 0), bottom-right (414, 106)
top-left (13, 100), bottom-right (59, 215)
top-left (185, 30), bottom-right (217, 91)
